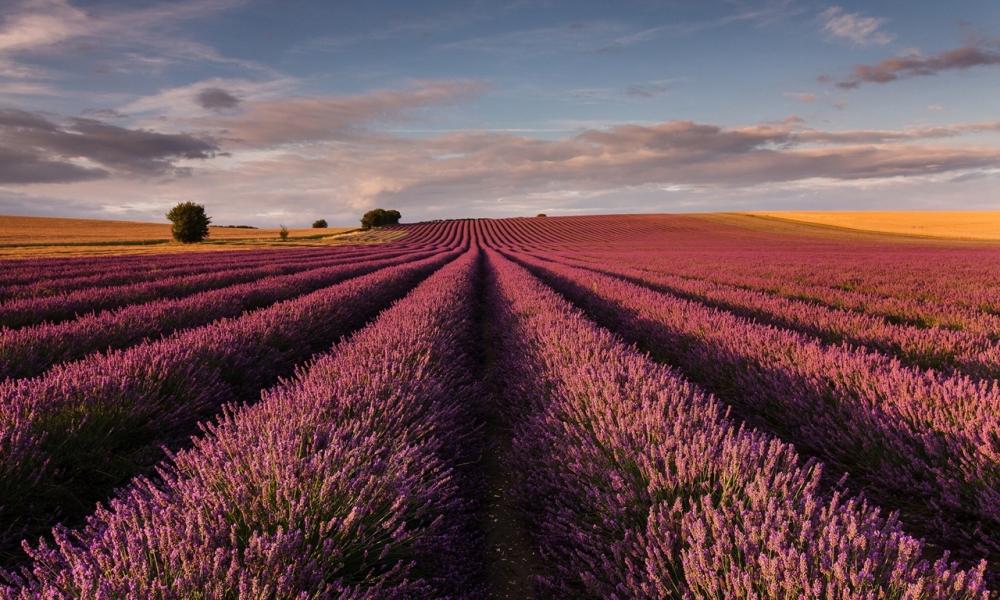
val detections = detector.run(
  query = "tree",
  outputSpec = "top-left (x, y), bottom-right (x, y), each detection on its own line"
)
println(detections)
top-left (312, 219), bottom-right (328, 228)
top-left (360, 208), bottom-right (402, 230)
top-left (166, 202), bottom-right (211, 243)
top-left (278, 225), bottom-right (289, 241)
top-left (536, 213), bottom-right (547, 217)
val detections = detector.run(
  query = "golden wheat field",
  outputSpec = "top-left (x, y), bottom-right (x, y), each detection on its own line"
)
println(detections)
top-left (0, 215), bottom-right (373, 258)
top-left (747, 211), bottom-right (1000, 241)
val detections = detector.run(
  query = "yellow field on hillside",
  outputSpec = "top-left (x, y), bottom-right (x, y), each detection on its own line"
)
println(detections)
top-left (746, 211), bottom-right (1000, 241)
top-left (0, 215), bottom-right (367, 259)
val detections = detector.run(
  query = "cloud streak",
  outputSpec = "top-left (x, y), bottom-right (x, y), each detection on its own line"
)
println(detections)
top-left (382, 120), bottom-right (1000, 193)
top-left (819, 7), bottom-right (894, 46)
top-left (833, 45), bottom-right (1000, 89)
top-left (201, 80), bottom-right (490, 146)
top-left (0, 108), bottom-right (220, 183)
top-left (784, 92), bottom-right (818, 103)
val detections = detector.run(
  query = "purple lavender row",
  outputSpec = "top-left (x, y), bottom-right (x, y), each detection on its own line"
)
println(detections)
top-left (0, 245), bottom-right (398, 302)
top-left (0, 246), bottom-right (329, 288)
top-left (638, 248), bottom-right (1000, 322)
top-left (579, 249), bottom-right (1000, 335)
top-left (483, 249), bottom-right (986, 598)
top-left (0, 219), bottom-right (447, 289)
top-left (0, 248), bottom-right (442, 382)
top-left (534, 220), bottom-right (1000, 320)
top-left (2, 248), bottom-right (483, 599)
top-left (484, 215), bottom-right (1000, 330)
top-left (510, 251), bottom-right (1000, 576)
top-left (0, 224), bottom-right (456, 303)
top-left (0, 246), bottom-right (423, 331)
top-left (547, 253), bottom-right (1000, 380)
top-left (0, 249), bottom-right (461, 563)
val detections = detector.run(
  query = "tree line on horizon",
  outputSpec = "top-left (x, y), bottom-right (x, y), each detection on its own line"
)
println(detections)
top-left (165, 203), bottom-right (402, 243)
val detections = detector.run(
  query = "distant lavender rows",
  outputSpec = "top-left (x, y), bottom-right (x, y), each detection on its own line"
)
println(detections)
top-left (0, 220), bottom-right (451, 288)
top-left (561, 248), bottom-right (1000, 335)
top-left (0, 248), bottom-right (442, 382)
top-left (0, 241), bottom-right (449, 330)
top-left (480, 216), bottom-right (1000, 335)
top-left (0, 246), bottom-right (347, 302)
top-left (547, 252), bottom-right (1000, 380)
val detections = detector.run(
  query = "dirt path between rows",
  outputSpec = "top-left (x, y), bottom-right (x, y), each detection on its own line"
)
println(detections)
top-left (475, 253), bottom-right (546, 597)
top-left (479, 410), bottom-right (545, 598)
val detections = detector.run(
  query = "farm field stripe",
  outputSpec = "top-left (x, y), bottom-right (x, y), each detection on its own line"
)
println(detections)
top-left (0, 218), bottom-right (445, 288)
top-left (541, 252), bottom-right (1000, 381)
top-left (0, 246), bottom-right (427, 330)
top-left (0, 245), bottom-right (347, 289)
top-left (630, 249), bottom-right (1000, 322)
top-left (0, 249), bottom-right (443, 382)
top-left (564, 248), bottom-right (1000, 335)
top-left (0, 248), bottom-right (462, 563)
top-left (508, 250), bottom-right (1000, 578)
top-left (489, 216), bottom-right (1000, 326)
top-left (0, 246), bottom-right (346, 302)
top-left (483, 248), bottom-right (986, 598)
top-left (2, 248), bottom-right (484, 599)
top-left (0, 243), bottom-right (419, 303)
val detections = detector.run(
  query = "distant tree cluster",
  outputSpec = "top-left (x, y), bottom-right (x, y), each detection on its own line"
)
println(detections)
top-left (166, 202), bottom-right (211, 243)
top-left (360, 209), bottom-right (401, 230)
top-left (312, 219), bottom-right (328, 228)
top-left (219, 225), bottom-right (257, 229)
top-left (536, 213), bottom-right (547, 217)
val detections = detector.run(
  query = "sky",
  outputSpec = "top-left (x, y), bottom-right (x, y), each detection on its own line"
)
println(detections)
top-left (0, 0), bottom-right (998, 227)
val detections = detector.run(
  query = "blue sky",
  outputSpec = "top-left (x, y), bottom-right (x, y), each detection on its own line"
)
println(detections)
top-left (0, 0), bottom-right (998, 226)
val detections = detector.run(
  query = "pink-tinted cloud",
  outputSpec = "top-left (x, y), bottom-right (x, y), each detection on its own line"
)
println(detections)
top-left (834, 45), bottom-right (1000, 89)
top-left (783, 92), bottom-right (818, 103)
top-left (0, 0), bottom-right (265, 84)
top-left (153, 117), bottom-right (999, 218)
top-left (366, 121), bottom-right (1000, 193)
top-left (202, 80), bottom-right (489, 146)
top-left (0, 0), bottom-right (89, 53)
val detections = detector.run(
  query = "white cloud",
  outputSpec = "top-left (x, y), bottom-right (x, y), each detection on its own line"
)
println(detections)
top-left (0, 0), bottom-right (270, 95)
top-left (120, 77), bottom-right (300, 123)
top-left (819, 7), bottom-right (895, 46)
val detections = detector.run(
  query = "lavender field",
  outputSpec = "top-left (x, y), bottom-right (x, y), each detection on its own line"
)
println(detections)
top-left (2, 214), bottom-right (999, 598)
